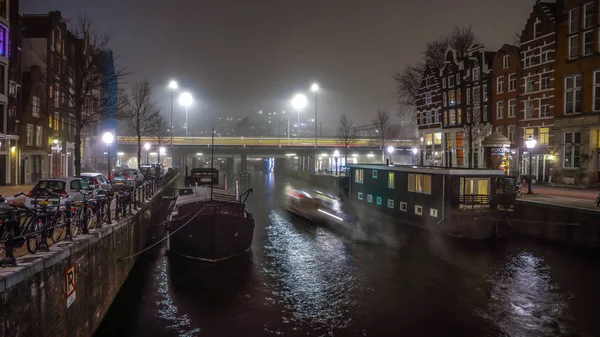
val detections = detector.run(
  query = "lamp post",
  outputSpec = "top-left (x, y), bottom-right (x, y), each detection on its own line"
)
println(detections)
top-left (102, 131), bottom-right (114, 180)
top-left (168, 80), bottom-right (178, 147)
top-left (333, 150), bottom-right (340, 175)
top-left (526, 136), bottom-right (537, 194)
top-left (311, 83), bottom-right (319, 148)
top-left (291, 93), bottom-right (307, 144)
top-left (387, 146), bottom-right (395, 166)
top-left (412, 147), bottom-right (418, 165)
top-left (144, 142), bottom-right (151, 164)
top-left (159, 147), bottom-right (166, 166)
top-left (179, 92), bottom-right (193, 140)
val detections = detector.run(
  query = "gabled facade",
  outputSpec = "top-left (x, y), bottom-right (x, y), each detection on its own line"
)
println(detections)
top-left (416, 62), bottom-right (442, 166)
top-left (439, 45), bottom-right (494, 168)
top-left (519, 1), bottom-right (558, 183)
top-left (554, 0), bottom-right (600, 186)
top-left (491, 44), bottom-right (521, 176)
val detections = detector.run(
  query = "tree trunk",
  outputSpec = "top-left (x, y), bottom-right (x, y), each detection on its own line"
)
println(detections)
top-left (344, 145), bottom-right (348, 168)
top-left (74, 101), bottom-right (83, 176)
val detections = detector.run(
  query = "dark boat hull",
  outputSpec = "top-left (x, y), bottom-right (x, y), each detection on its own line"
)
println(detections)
top-left (168, 213), bottom-right (255, 262)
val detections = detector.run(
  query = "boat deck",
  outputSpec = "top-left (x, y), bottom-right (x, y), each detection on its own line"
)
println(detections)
top-left (175, 186), bottom-right (238, 205)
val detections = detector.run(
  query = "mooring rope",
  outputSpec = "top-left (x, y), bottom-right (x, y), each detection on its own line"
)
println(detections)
top-left (120, 209), bottom-right (203, 261)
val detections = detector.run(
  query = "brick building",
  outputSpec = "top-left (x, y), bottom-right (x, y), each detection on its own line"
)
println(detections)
top-left (0, 0), bottom-right (15, 185)
top-left (553, 0), bottom-right (600, 186)
top-left (416, 62), bottom-right (443, 166)
top-left (518, 1), bottom-right (558, 183)
top-left (439, 45), bottom-right (494, 168)
top-left (491, 44), bottom-right (521, 176)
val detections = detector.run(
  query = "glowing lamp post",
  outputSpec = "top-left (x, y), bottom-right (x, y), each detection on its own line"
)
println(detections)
top-left (159, 146), bottom-right (166, 166)
top-left (168, 80), bottom-right (178, 147)
top-left (412, 147), bottom-right (418, 165)
top-left (102, 131), bottom-right (114, 179)
top-left (144, 142), bottom-right (151, 164)
top-left (291, 93), bottom-right (307, 143)
top-left (179, 92), bottom-right (193, 139)
top-left (526, 136), bottom-right (537, 194)
top-left (387, 146), bottom-right (395, 166)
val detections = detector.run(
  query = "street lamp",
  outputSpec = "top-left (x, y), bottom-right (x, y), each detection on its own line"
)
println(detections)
top-left (168, 80), bottom-right (178, 147)
top-left (526, 136), bottom-right (537, 194)
top-left (333, 150), bottom-right (340, 175)
top-left (311, 83), bottom-right (320, 148)
top-left (159, 146), bottom-right (166, 166)
top-left (179, 92), bottom-right (193, 139)
top-left (102, 131), bottom-right (114, 180)
top-left (387, 146), bottom-right (395, 165)
top-left (412, 147), bottom-right (418, 165)
top-left (291, 93), bottom-right (307, 143)
top-left (144, 142), bottom-right (151, 164)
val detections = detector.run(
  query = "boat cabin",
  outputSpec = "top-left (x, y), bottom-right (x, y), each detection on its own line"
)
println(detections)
top-left (185, 168), bottom-right (219, 186)
top-left (347, 164), bottom-right (516, 236)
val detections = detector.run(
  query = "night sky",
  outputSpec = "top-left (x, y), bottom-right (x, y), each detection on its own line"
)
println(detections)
top-left (23, 0), bottom-right (535, 129)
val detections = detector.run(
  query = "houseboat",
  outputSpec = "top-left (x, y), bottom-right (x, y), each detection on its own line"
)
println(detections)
top-left (347, 164), bottom-right (516, 239)
top-left (167, 168), bottom-right (255, 262)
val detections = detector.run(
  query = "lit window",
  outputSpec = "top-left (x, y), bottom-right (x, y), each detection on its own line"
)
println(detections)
top-left (525, 128), bottom-right (534, 143)
top-left (449, 90), bottom-right (456, 106)
top-left (400, 202), bottom-right (407, 212)
top-left (372, 170), bottom-right (378, 179)
top-left (539, 127), bottom-right (549, 145)
top-left (388, 172), bottom-right (394, 189)
top-left (414, 205), bottom-right (423, 216)
top-left (355, 169), bottom-right (364, 183)
top-left (408, 173), bottom-right (431, 194)
top-left (430, 208), bottom-right (438, 218)
top-left (376, 196), bottom-right (382, 206)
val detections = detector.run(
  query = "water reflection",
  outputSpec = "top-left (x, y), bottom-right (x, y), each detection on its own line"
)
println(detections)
top-left (262, 209), bottom-right (360, 334)
top-left (480, 251), bottom-right (573, 336)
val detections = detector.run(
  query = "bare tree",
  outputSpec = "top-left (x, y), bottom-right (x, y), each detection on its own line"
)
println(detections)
top-left (63, 15), bottom-right (128, 175)
top-left (119, 81), bottom-right (159, 169)
top-left (449, 25), bottom-right (479, 58)
top-left (336, 114), bottom-right (357, 166)
top-left (393, 63), bottom-right (423, 137)
top-left (153, 114), bottom-right (170, 164)
top-left (424, 39), bottom-right (448, 69)
top-left (371, 110), bottom-right (400, 163)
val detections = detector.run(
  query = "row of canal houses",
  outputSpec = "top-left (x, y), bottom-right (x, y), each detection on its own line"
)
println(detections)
top-left (416, 0), bottom-right (600, 187)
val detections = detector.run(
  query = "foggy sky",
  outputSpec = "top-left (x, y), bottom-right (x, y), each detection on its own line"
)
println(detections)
top-left (23, 0), bottom-right (535, 130)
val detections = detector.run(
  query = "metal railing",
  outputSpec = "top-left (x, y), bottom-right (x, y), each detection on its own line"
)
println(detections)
top-left (0, 169), bottom-right (178, 267)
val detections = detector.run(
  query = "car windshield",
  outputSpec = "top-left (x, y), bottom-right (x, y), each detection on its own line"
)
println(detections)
top-left (70, 179), bottom-right (92, 191)
top-left (33, 180), bottom-right (66, 194)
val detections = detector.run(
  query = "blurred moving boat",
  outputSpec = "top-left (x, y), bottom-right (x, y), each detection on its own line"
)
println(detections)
top-left (167, 168), bottom-right (255, 262)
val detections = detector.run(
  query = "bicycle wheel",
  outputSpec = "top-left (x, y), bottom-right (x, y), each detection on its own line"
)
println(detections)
top-left (85, 207), bottom-right (95, 230)
top-left (26, 219), bottom-right (42, 254)
top-left (50, 212), bottom-right (67, 243)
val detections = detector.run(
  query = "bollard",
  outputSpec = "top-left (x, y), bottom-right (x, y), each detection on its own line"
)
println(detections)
top-left (141, 184), bottom-right (146, 203)
top-left (114, 194), bottom-right (120, 222)
top-left (82, 198), bottom-right (89, 235)
top-left (1, 209), bottom-right (17, 267)
top-left (65, 201), bottom-right (73, 241)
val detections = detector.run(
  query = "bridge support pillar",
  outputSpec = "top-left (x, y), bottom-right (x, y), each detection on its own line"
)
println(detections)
top-left (240, 153), bottom-right (247, 173)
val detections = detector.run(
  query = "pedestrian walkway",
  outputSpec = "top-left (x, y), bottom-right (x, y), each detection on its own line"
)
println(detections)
top-left (519, 184), bottom-right (599, 212)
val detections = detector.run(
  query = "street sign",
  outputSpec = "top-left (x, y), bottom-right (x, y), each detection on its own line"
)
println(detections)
top-left (66, 264), bottom-right (76, 308)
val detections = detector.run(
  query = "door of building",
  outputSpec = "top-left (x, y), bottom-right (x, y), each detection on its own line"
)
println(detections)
top-left (32, 155), bottom-right (42, 182)
top-left (0, 155), bottom-right (6, 185)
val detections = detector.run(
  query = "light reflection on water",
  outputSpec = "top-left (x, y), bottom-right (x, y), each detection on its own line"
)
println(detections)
top-left (479, 251), bottom-right (573, 337)
top-left (155, 251), bottom-right (201, 337)
top-left (262, 209), bottom-right (360, 334)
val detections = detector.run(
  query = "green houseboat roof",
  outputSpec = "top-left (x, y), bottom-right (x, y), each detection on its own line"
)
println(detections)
top-left (348, 164), bottom-right (505, 177)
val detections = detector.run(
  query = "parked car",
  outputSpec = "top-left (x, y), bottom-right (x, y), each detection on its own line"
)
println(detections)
top-left (80, 173), bottom-right (113, 196)
top-left (25, 178), bottom-right (95, 209)
top-left (111, 169), bottom-right (143, 190)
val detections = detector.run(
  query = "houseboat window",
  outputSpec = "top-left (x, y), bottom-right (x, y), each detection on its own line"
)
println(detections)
top-left (355, 169), bottom-right (364, 183)
top-left (376, 196), bottom-right (382, 205)
top-left (415, 205), bottom-right (423, 215)
top-left (430, 208), bottom-right (438, 218)
top-left (459, 177), bottom-right (491, 210)
top-left (400, 202), bottom-right (407, 212)
top-left (367, 194), bottom-right (373, 203)
top-left (387, 199), bottom-right (394, 209)
top-left (372, 170), bottom-right (378, 179)
top-left (358, 192), bottom-right (363, 200)
top-left (408, 173), bottom-right (432, 194)
top-left (388, 172), bottom-right (394, 189)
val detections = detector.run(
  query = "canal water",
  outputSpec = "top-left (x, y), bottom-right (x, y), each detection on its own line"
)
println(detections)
top-left (95, 171), bottom-right (600, 337)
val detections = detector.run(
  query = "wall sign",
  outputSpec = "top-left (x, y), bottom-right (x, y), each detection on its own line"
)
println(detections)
top-left (66, 264), bottom-right (76, 308)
